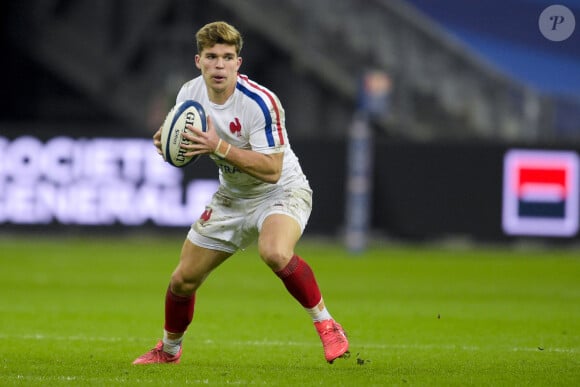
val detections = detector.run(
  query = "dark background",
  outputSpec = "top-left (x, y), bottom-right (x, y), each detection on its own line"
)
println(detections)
top-left (1, 0), bottom-right (579, 243)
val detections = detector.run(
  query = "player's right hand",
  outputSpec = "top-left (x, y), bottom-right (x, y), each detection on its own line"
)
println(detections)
top-left (153, 127), bottom-right (163, 157)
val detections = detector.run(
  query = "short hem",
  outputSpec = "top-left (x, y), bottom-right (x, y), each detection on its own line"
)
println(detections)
top-left (186, 228), bottom-right (238, 254)
top-left (257, 210), bottom-right (307, 234)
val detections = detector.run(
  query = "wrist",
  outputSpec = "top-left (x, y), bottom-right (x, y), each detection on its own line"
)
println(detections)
top-left (214, 139), bottom-right (232, 159)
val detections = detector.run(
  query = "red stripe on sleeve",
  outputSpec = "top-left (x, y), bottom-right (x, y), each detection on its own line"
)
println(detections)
top-left (239, 75), bottom-right (285, 145)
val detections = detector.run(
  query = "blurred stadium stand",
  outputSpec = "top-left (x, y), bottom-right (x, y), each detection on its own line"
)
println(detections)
top-left (2, 0), bottom-right (578, 142)
top-left (2, 0), bottom-right (580, 241)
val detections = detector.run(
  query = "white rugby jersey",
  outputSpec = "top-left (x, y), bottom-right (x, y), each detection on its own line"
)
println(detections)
top-left (176, 74), bottom-right (310, 197)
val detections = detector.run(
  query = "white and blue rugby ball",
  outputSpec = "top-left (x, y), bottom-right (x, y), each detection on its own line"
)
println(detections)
top-left (160, 100), bottom-right (207, 168)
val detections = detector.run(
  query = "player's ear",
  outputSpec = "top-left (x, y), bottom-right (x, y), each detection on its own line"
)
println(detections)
top-left (236, 56), bottom-right (242, 71)
top-left (195, 54), bottom-right (201, 70)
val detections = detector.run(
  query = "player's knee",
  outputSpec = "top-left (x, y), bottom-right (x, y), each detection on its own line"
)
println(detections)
top-left (170, 269), bottom-right (200, 295)
top-left (259, 247), bottom-right (293, 271)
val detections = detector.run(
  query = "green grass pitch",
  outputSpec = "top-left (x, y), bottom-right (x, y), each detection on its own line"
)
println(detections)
top-left (1, 235), bottom-right (579, 386)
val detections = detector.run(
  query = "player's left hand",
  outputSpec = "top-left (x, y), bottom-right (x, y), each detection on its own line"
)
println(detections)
top-left (181, 115), bottom-right (220, 156)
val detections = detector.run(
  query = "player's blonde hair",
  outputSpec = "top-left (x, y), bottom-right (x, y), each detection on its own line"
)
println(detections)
top-left (196, 21), bottom-right (243, 56)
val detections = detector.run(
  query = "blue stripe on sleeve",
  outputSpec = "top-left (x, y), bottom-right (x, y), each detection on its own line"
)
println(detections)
top-left (236, 82), bottom-right (275, 147)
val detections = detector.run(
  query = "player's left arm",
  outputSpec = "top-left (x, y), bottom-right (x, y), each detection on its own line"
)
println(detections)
top-left (219, 144), bottom-right (283, 184)
top-left (182, 115), bottom-right (283, 184)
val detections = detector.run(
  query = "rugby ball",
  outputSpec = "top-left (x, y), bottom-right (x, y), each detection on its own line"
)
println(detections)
top-left (160, 100), bottom-right (207, 167)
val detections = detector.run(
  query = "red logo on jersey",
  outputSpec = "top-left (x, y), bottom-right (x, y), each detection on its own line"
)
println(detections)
top-left (200, 208), bottom-right (212, 223)
top-left (229, 117), bottom-right (242, 136)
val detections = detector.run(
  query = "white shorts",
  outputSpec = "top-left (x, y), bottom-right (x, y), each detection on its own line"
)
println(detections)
top-left (187, 184), bottom-right (313, 253)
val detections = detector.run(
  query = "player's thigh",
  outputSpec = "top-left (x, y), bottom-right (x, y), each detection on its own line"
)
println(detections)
top-left (172, 238), bottom-right (232, 290)
top-left (258, 214), bottom-right (302, 270)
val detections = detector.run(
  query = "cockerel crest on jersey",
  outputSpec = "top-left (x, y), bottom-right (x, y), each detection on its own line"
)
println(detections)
top-left (229, 117), bottom-right (242, 136)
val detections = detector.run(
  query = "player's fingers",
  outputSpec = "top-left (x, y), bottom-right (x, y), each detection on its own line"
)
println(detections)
top-left (185, 124), bottom-right (207, 139)
top-left (182, 129), bottom-right (199, 142)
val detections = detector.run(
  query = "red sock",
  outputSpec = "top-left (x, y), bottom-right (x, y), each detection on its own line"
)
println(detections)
top-left (164, 286), bottom-right (195, 333)
top-left (275, 255), bottom-right (322, 309)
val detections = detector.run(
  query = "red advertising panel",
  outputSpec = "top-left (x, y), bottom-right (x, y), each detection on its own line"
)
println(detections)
top-left (502, 149), bottom-right (578, 237)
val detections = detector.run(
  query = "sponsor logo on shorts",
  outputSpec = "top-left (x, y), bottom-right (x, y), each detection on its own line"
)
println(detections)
top-left (200, 208), bottom-right (213, 223)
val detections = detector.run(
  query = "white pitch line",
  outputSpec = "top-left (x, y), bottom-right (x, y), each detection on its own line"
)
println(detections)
top-left (0, 333), bottom-right (577, 354)
top-left (7, 375), bottom-right (220, 385)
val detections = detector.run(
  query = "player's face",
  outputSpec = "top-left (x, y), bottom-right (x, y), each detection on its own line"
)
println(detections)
top-left (195, 44), bottom-right (242, 102)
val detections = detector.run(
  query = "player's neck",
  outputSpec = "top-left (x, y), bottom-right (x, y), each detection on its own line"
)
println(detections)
top-left (207, 85), bottom-right (235, 105)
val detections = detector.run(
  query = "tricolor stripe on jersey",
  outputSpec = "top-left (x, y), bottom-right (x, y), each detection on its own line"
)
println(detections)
top-left (237, 74), bottom-right (285, 147)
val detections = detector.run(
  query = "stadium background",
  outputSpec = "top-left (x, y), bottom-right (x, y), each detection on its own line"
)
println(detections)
top-left (1, 0), bottom-right (580, 245)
